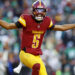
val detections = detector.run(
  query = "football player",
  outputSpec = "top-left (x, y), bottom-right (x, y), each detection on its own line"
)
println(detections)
top-left (0, 0), bottom-right (75, 75)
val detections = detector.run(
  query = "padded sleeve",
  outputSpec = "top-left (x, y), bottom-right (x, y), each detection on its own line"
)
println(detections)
top-left (18, 14), bottom-right (26, 27)
top-left (48, 18), bottom-right (55, 30)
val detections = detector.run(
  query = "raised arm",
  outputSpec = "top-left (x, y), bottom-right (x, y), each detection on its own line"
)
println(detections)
top-left (0, 20), bottom-right (17, 30)
top-left (53, 24), bottom-right (75, 31)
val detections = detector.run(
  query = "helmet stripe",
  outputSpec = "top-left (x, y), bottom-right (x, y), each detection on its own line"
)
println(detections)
top-left (39, 0), bottom-right (41, 6)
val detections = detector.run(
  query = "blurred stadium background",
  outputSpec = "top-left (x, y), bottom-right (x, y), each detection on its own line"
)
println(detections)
top-left (0, 0), bottom-right (75, 75)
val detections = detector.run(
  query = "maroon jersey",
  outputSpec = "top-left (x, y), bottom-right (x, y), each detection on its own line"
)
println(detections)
top-left (18, 14), bottom-right (54, 55)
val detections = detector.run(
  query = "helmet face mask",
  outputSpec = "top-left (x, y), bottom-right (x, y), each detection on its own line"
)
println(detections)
top-left (33, 8), bottom-right (46, 13)
top-left (33, 8), bottom-right (46, 21)
top-left (32, 0), bottom-right (47, 22)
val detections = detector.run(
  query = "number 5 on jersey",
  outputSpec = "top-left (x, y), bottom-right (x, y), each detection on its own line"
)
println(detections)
top-left (32, 34), bottom-right (41, 48)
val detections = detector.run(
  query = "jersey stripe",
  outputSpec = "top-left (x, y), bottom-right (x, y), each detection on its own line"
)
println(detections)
top-left (18, 17), bottom-right (26, 27)
top-left (49, 20), bottom-right (53, 28)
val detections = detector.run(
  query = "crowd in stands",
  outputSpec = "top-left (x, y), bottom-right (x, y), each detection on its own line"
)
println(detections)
top-left (0, 0), bottom-right (75, 75)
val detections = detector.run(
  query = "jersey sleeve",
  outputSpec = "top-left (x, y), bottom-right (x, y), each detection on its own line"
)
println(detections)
top-left (15, 14), bottom-right (26, 28)
top-left (48, 18), bottom-right (55, 30)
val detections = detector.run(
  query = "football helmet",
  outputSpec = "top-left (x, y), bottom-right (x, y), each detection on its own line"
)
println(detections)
top-left (32, 0), bottom-right (47, 21)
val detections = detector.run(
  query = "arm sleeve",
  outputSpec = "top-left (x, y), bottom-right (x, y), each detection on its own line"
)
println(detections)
top-left (48, 19), bottom-right (55, 30)
top-left (15, 14), bottom-right (26, 28)
top-left (15, 21), bottom-right (23, 28)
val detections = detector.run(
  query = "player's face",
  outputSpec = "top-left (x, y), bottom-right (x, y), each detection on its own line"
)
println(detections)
top-left (33, 8), bottom-right (46, 21)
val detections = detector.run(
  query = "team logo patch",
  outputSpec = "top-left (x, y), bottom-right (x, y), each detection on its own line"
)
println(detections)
top-left (37, 25), bottom-right (40, 28)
